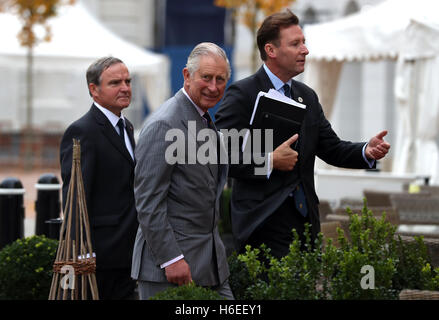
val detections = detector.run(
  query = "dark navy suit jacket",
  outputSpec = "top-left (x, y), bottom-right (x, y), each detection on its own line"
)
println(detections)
top-left (215, 67), bottom-right (371, 250)
top-left (60, 104), bottom-right (138, 270)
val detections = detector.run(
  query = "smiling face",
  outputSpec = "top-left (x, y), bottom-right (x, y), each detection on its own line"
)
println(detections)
top-left (183, 54), bottom-right (228, 113)
top-left (89, 62), bottom-right (132, 116)
top-left (265, 24), bottom-right (309, 82)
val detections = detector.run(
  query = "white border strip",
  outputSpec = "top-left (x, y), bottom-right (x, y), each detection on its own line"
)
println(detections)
top-left (0, 188), bottom-right (26, 195)
top-left (34, 184), bottom-right (62, 191)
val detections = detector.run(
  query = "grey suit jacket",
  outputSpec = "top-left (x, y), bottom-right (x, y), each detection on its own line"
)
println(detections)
top-left (131, 89), bottom-right (230, 287)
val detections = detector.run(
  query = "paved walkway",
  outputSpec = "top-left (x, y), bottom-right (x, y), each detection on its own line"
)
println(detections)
top-left (0, 168), bottom-right (61, 237)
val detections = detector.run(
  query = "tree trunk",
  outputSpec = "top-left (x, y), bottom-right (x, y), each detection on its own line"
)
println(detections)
top-left (26, 45), bottom-right (33, 130)
top-left (23, 45), bottom-right (34, 170)
top-left (249, 6), bottom-right (260, 73)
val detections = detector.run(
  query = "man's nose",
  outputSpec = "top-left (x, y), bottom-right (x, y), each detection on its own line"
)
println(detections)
top-left (302, 44), bottom-right (309, 55)
top-left (207, 79), bottom-right (218, 91)
top-left (121, 81), bottom-right (131, 91)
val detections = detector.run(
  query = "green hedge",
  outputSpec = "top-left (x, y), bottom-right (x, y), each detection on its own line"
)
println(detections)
top-left (228, 200), bottom-right (439, 300)
top-left (149, 282), bottom-right (225, 300)
top-left (0, 235), bottom-right (58, 300)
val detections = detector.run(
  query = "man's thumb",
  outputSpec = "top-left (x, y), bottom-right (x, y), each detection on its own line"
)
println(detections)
top-left (285, 134), bottom-right (299, 146)
top-left (376, 130), bottom-right (388, 140)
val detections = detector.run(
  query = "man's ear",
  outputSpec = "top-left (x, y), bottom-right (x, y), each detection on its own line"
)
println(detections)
top-left (89, 83), bottom-right (98, 98)
top-left (182, 68), bottom-right (191, 88)
top-left (265, 43), bottom-right (276, 59)
top-left (183, 68), bottom-right (190, 82)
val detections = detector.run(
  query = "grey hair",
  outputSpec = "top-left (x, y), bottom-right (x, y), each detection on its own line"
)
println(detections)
top-left (86, 56), bottom-right (124, 96)
top-left (186, 42), bottom-right (232, 80)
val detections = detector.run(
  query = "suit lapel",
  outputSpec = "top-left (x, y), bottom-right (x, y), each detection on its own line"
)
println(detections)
top-left (217, 130), bottom-right (228, 197)
top-left (290, 81), bottom-right (308, 166)
top-left (91, 104), bottom-right (135, 166)
top-left (255, 66), bottom-right (275, 93)
top-left (125, 119), bottom-right (136, 150)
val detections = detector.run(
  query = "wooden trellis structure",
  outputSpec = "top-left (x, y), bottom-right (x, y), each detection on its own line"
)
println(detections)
top-left (49, 139), bottom-right (99, 300)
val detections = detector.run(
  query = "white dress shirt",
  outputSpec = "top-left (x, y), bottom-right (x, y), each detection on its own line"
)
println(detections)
top-left (93, 101), bottom-right (134, 160)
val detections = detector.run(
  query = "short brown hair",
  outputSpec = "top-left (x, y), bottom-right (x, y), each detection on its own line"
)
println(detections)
top-left (86, 56), bottom-right (124, 86)
top-left (257, 9), bottom-right (300, 61)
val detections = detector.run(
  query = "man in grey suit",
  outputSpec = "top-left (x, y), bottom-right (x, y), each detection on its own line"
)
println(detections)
top-left (131, 42), bottom-right (234, 299)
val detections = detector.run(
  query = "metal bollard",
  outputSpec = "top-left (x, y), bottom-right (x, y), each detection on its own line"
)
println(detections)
top-left (34, 173), bottom-right (61, 239)
top-left (45, 217), bottom-right (62, 240)
top-left (0, 178), bottom-right (25, 250)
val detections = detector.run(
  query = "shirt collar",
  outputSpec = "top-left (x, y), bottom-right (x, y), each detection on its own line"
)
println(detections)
top-left (263, 64), bottom-right (292, 91)
top-left (93, 101), bottom-right (125, 127)
top-left (182, 87), bottom-right (206, 118)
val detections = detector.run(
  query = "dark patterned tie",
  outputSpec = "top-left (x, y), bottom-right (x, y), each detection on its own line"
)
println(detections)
top-left (203, 112), bottom-right (221, 169)
top-left (283, 83), bottom-right (308, 217)
top-left (283, 83), bottom-right (292, 98)
top-left (117, 118), bottom-right (125, 143)
top-left (203, 112), bottom-right (215, 130)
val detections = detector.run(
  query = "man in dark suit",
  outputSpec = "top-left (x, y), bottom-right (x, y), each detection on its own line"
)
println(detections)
top-left (215, 10), bottom-right (390, 258)
top-left (60, 57), bottom-right (138, 299)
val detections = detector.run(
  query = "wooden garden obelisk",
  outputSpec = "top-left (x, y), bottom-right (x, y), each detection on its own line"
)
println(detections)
top-left (49, 139), bottom-right (99, 300)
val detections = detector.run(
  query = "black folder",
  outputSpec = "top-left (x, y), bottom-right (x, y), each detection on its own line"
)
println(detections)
top-left (249, 94), bottom-right (306, 152)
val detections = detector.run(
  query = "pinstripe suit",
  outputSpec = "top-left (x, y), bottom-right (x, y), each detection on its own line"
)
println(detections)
top-left (131, 89), bottom-right (231, 297)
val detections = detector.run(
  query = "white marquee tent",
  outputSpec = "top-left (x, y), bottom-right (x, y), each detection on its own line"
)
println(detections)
top-left (0, 2), bottom-right (170, 131)
top-left (303, 0), bottom-right (439, 184)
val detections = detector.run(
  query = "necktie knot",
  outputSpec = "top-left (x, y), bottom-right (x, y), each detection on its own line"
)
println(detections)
top-left (282, 83), bottom-right (291, 98)
top-left (203, 112), bottom-right (214, 128)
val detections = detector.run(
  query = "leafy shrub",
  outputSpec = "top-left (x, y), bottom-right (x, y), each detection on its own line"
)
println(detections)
top-left (149, 281), bottom-right (226, 300)
top-left (393, 235), bottom-right (432, 291)
top-left (234, 200), bottom-right (439, 300)
top-left (0, 235), bottom-right (58, 300)
top-left (420, 263), bottom-right (439, 291)
top-left (237, 226), bottom-right (330, 300)
top-left (329, 205), bottom-right (398, 299)
top-left (227, 251), bottom-right (253, 300)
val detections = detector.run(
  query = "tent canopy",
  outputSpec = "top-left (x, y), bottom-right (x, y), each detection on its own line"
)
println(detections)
top-left (302, 0), bottom-right (439, 183)
top-left (0, 2), bottom-right (170, 131)
top-left (304, 0), bottom-right (438, 62)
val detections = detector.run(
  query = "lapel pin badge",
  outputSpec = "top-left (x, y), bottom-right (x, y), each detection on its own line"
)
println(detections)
top-left (298, 97), bottom-right (303, 103)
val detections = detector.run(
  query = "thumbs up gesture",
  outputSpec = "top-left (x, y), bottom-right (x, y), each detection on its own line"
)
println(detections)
top-left (272, 134), bottom-right (299, 171)
top-left (365, 130), bottom-right (391, 160)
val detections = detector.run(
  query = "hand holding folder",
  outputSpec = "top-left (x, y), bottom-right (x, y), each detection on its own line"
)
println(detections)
top-left (243, 89), bottom-right (307, 153)
top-left (272, 133), bottom-right (299, 171)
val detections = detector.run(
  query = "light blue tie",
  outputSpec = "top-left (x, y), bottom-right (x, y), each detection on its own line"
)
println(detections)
top-left (283, 83), bottom-right (308, 217)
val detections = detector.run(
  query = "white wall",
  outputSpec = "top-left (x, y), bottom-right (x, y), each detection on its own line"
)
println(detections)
top-left (81, 0), bottom-right (155, 48)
